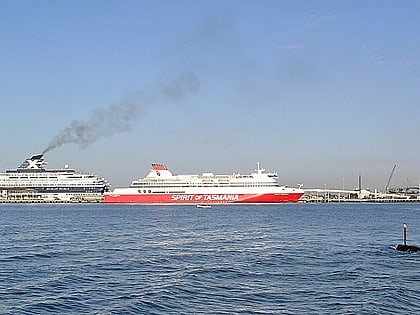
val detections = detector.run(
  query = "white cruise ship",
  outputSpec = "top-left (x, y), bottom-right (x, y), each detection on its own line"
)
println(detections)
top-left (0, 154), bottom-right (109, 202)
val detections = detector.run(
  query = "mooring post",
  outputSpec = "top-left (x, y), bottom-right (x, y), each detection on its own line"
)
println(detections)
top-left (396, 223), bottom-right (420, 252)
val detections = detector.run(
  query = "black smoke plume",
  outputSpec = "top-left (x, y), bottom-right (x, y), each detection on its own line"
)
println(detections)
top-left (42, 72), bottom-right (200, 154)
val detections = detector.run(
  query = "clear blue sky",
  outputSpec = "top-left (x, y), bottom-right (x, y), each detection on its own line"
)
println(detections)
top-left (1, 0), bottom-right (420, 190)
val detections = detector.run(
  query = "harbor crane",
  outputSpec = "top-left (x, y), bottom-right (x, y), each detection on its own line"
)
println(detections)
top-left (384, 164), bottom-right (397, 192)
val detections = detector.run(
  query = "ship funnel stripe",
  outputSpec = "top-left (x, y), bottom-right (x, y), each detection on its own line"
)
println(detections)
top-left (151, 163), bottom-right (167, 171)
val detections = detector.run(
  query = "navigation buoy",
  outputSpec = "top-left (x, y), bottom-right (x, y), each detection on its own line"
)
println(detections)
top-left (395, 223), bottom-right (420, 252)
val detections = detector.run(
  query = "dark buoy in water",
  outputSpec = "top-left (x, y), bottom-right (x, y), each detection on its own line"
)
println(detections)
top-left (395, 224), bottom-right (420, 252)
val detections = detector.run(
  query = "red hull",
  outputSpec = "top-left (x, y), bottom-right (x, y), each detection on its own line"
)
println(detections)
top-left (103, 192), bottom-right (303, 204)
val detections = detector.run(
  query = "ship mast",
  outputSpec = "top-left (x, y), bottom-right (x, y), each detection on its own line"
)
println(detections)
top-left (256, 162), bottom-right (265, 175)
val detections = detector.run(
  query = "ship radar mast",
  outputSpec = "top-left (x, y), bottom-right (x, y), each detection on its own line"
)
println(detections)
top-left (256, 162), bottom-right (265, 175)
top-left (255, 162), bottom-right (278, 179)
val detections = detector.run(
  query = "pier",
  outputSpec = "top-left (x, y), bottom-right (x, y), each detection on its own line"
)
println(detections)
top-left (302, 188), bottom-right (420, 203)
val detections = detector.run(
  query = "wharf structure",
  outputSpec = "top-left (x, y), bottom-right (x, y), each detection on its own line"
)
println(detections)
top-left (302, 173), bottom-right (420, 203)
top-left (302, 188), bottom-right (420, 203)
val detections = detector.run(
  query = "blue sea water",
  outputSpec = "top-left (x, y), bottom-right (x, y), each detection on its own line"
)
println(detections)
top-left (0, 203), bottom-right (419, 314)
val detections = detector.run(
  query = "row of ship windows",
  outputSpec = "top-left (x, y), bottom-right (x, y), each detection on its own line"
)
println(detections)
top-left (138, 190), bottom-right (182, 194)
top-left (132, 181), bottom-right (277, 187)
top-left (2, 188), bottom-right (102, 195)
top-left (4, 176), bottom-right (94, 179)
top-left (134, 180), bottom-right (271, 185)
top-left (0, 179), bottom-right (104, 183)
top-left (132, 183), bottom-right (278, 188)
top-left (6, 177), bottom-right (58, 179)
top-left (0, 184), bottom-right (105, 187)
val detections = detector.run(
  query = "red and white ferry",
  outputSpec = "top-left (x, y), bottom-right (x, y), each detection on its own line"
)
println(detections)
top-left (103, 162), bottom-right (304, 204)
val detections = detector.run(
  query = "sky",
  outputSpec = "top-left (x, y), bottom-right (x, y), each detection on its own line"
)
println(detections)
top-left (1, 0), bottom-right (420, 191)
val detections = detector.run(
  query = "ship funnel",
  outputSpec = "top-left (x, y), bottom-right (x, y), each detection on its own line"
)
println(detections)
top-left (18, 154), bottom-right (46, 170)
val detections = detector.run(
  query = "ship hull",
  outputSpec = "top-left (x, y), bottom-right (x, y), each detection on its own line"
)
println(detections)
top-left (103, 192), bottom-right (303, 204)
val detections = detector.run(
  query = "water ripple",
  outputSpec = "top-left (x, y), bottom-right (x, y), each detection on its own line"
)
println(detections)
top-left (1, 203), bottom-right (420, 314)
